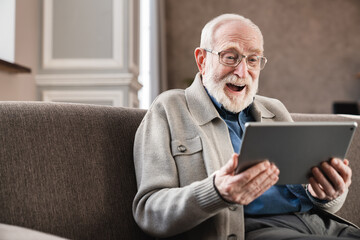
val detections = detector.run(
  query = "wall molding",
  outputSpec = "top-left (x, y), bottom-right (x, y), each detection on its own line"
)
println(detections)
top-left (37, 0), bottom-right (140, 108)
top-left (42, 90), bottom-right (124, 107)
top-left (42, 0), bottom-right (125, 70)
top-left (128, 0), bottom-right (139, 75)
top-left (36, 74), bottom-right (142, 90)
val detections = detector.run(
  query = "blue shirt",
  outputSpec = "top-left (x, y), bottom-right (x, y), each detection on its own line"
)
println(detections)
top-left (207, 91), bottom-right (314, 215)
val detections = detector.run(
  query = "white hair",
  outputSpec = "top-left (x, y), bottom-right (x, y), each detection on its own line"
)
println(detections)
top-left (200, 14), bottom-right (263, 49)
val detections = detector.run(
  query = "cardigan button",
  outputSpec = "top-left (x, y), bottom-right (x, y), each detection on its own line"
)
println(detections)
top-left (228, 205), bottom-right (237, 211)
top-left (227, 234), bottom-right (237, 240)
top-left (177, 145), bottom-right (187, 152)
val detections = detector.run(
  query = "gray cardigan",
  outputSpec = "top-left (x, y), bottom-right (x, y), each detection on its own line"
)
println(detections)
top-left (132, 73), bottom-right (347, 240)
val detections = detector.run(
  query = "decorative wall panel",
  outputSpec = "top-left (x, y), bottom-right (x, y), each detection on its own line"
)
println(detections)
top-left (37, 0), bottom-right (140, 107)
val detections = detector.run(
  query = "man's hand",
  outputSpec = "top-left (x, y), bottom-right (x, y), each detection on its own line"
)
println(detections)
top-left (214, 153), bottom-right (279, 205)
top-left (308, 158), bottom-right (352, 201)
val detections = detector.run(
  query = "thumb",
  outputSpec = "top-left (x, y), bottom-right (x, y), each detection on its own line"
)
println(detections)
top-left (222, 153), bottom-right (239, 175)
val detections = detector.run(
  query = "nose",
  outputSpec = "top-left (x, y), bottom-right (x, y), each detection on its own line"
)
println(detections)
top-left (233, 58), bottom-right (248, 78)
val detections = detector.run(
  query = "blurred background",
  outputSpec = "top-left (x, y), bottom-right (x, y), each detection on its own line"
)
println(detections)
top-left (0, 0), bottom-right (359, 113)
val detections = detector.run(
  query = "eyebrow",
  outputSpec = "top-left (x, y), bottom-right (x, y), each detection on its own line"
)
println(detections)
top-left (248, 48), bottom-right (263, 55)
top-left (221, 46), bottom-right (264, 56)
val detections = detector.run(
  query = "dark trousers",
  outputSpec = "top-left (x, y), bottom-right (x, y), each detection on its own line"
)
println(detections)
top-left (245, 210), bottom-right (360, 240)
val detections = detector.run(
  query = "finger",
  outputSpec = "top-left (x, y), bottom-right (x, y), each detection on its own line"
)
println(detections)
top-left (312, 166), bottom-right (337, 198)
top-left (308, 177), bottom-right (327, 199)
top-left (214, 156), bottom-right (270, 203)
top-left (221, 153), bottom-right (239, 175)
top-left (232, 153), bottom-right (239, 171)
top-left (250, 174), bottom-right (278, 200)
top-left (234, 160), bottom-right (271, 187)
top-left (320, 161), bottom-right (345, 193)
top-left (237, 164), bottom-right (279, 204)
top-left (329, 158), bottom-right (352, 188)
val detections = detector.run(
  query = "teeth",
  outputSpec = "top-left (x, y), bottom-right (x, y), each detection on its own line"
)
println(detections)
top-left (226, 83), bottom-right (245, 92)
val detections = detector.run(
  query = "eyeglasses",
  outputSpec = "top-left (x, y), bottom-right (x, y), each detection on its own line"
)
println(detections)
top-left (204, 48), bottom-right (267, 70)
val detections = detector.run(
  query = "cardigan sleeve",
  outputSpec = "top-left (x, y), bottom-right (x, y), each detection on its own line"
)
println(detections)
top-left (132, 102), bottom-right (230, 238)
top-left (305, 184), bottom-right (348, 214)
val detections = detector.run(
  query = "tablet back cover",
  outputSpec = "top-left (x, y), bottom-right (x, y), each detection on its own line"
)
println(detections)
top-left (236, 122), bottom-right (357, 185)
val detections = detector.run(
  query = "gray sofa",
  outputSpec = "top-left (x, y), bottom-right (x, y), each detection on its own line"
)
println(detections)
top-left (0, 102), bottom-right (359, 239)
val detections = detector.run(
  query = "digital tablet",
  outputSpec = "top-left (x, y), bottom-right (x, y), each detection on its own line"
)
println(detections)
top-left (235, 122), bottom-right (357, 185)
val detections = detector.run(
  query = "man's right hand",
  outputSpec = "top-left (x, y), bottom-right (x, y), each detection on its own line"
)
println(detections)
top-left (214, 153), bottom-right (279, 205)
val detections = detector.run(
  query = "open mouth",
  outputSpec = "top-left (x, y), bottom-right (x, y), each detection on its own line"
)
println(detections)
top-left (226, 83), bottom-right (246, 92)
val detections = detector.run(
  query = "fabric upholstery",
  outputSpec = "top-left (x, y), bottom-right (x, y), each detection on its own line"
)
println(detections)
top-left (0, 102), bottom-right (150, 240)
top-left (0, 102), bottom-right (358, 240)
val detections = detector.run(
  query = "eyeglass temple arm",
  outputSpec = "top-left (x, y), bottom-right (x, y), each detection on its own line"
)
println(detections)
top-left (203, 48), bottom-right (219, 55)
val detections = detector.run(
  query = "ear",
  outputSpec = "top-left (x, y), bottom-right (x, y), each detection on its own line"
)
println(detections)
top-left (194, 48), bottom-right (207, 75)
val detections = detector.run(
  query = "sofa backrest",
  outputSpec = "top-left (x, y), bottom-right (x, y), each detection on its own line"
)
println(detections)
top-left (0, 102), bottom-right (151, 240)
top-left (291, 113), bottom-right (360, 226)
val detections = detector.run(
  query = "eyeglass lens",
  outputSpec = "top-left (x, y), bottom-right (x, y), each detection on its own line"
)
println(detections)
top-left (219, 51), bottom-right (266, 70)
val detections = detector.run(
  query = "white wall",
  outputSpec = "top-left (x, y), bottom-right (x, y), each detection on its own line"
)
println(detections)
top-left (0, 0), bottom-right (15, 63)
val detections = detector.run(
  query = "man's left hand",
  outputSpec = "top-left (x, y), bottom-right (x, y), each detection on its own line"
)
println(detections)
top-left (308, 158), bottom-right (352, 201)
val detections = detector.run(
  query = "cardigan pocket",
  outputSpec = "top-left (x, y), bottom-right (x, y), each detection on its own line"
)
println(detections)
top-left (171, 136), bottom-right (202, 156)
top-left (171, 136), bottom-right (206, 186)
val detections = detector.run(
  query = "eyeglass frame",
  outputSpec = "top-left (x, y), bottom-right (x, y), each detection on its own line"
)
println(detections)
top-left (203, 48), bottom-right (268, 70)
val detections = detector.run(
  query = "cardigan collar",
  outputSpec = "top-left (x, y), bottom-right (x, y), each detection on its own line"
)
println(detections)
top-left (251, 97), bottom-right (276, 122)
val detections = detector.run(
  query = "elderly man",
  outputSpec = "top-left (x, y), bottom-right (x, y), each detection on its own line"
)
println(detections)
top-left (132, 14), bottom-right (360, 240)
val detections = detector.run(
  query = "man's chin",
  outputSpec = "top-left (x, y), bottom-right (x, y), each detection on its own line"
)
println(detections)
top-left (223, 104), bottom-right (248, 113)
top-left (221, 97), bottom-right (253, 113)
top-left (204, 79), bottom-right (256, 113)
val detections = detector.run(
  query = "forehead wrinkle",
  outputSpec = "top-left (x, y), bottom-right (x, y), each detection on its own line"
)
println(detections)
top-left (213, 23), bottom-right (264, 55)
top-left (216, 41), bottom-right (263, 56)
